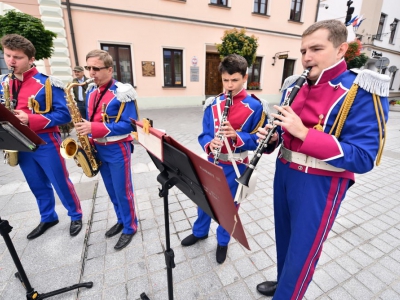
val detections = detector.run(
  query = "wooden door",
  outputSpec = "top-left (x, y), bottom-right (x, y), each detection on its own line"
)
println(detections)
top-left (205, 53), bottom-right (223, 96)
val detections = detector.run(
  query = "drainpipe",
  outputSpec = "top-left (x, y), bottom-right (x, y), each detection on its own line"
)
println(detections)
top-left (315, 0), bottom-right (321, 22)
top-left (66, 0), bottom-right (79, 66)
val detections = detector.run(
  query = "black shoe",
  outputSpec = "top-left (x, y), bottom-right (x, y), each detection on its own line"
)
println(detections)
top-left (70, 220), bottom-right (82, 236)
top-left (105, 223), bottom-right (123, 238)
top-left (181, 234), bottom-right (208, 246)
top-left (257, 281), bottom-right (278, 296)
top-left (216, 245), bottom-right (228, 264)
top-left (114, 233), bottom-right (135, 250)
top-left (27, 220), bottom-right (59, 240)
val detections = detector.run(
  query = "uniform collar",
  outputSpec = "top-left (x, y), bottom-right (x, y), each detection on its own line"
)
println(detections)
top-left (313, 59), bottom-right (347, 86)
top-left (19, 67), bottom-right (38, 82)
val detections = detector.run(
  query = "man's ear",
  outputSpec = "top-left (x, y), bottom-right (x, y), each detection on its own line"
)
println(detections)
top-left (338, 42), bottom-right (349, 59)
top-left (243, 74), bottom-right (248, 81)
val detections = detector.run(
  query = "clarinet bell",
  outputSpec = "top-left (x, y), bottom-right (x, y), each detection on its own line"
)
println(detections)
top-left (236, 167), bottom-right (253, 187)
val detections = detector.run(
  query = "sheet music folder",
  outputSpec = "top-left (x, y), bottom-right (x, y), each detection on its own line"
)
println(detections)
top-left (0, 104), bottom-right (45, 151)
top-left (132, 119), bottom-right (250, 250)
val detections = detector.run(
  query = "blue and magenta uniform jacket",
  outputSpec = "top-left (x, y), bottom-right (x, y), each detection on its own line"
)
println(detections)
top-left (0, 67), bottom-right (70, 133)
top-left (270, 59), bottom-right (389, 182)
top-left (85, 79), bottom-right (138, 144)
top-left (199, 88), bottom-right (269, 164)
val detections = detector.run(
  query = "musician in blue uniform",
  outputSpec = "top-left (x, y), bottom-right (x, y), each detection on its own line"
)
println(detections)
top-left (255, 20), bottom-right (389, 298)
top-left (181, 54), bottom-right (269, 264)
top-left (74, 49), bottom-right (139, 250)
top-left (0, 34), bottom-right (83, 239)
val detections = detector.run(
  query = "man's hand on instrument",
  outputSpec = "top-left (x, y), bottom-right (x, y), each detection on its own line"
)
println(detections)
top-left (271, 105), bottom-right (309, 141)
top-left (257, 124), bottom-right (278, 144)
top-left (75, 119), bottom-right (92, 136)
top-left (13, 110), bottom-right (29, 125)
top-left (221, 121), bottom-right (237, 141)
top-left (210, 137), bottom-right (223, 152)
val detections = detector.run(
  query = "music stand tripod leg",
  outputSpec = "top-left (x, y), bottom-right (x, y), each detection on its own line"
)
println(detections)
top-left (0, 217), bottom-right (93, 300)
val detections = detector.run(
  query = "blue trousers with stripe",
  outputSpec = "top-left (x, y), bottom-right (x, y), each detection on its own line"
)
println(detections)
top-left (193, 161), bottom-right (245, 246)
top-left (18, 132), bottom-right (82, 222)
top-left (95, 141), bottom-right (138, 235)
top-left (272, 159), bottom-right (350, 300)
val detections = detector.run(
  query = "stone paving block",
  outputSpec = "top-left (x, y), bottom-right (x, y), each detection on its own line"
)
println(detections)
top-left (243, 273), bottom-right (268, 299)
top-left (105, 250), bottom-right (126, 270)
top-left (356, 269), bottom-right (387, 294)
top-left (234, 256), bottom-right (258, 278)
top-left (303, 281), bottom-right (324, 299)
top-left (144, 239), bottom-right (163, 257)
top-left (344, 277), bottom-right (376, 299)
top-left (336, 255), bottom-right (363, 275)
top-left (174, 277), bottom-right (203, 300)
top-left (380, 288), bottom-right (400, 300)
top-left (215, 263), bottom-right (240, 286)
top-left (126, 260), bottom-right (147, 281)
top-left (87, 241), bottom-right (107, 259)
top-left (147, 253), bottom-right (166, 273)
top-left (103, 266), bottom-right (126, 288)
top-left (313, 268), bottom-right (338, 292)
top-left (249, 250), bottom-right (274, 271)
top-left (330, 236), bottom-right (355, 253)
top-left (347, 248), bottom-right (375, 268)
top-left (368, 263), bottom-right (398, 285)
top-left (196, 270), bottom-right (223, 296)
top-left (327, 286), bottom-right (355, 300)
top-left (126, 275), bottom-right (151, 299)
top-left (225, 281), bottom-right (253, 300)
top-left (84, 256), bottom-right (105, 276)
top-left (370, 237), bottom-right (395, 254)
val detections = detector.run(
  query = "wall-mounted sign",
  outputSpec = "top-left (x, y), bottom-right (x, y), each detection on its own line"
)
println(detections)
top-left (191, 56), bottom-right (198, 66)
top-left (190, 66), bottom-right (199, 82)
top-left (142, 61), bottom-right (155, 77)
top-left (278, 54), bottom-right (288, 59)
top-left (371, 51), bottom-right (383, 58)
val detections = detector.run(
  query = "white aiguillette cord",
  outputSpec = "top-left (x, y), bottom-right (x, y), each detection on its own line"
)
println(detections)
top-left (216, 93), bottom-right (244, 205)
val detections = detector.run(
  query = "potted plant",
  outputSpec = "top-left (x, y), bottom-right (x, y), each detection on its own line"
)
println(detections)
top-left (247, 82), bottom-right (260, 90)
top-left (389, 100), bottom-right (400, 112)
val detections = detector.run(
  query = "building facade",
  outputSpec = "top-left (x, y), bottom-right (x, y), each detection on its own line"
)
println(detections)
top-left (1, 0), bottom-right (319, 108)
top-left (318, 0), bottom-right (400, 101)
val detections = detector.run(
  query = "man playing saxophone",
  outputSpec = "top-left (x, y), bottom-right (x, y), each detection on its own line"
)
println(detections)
top-left (0, 34), bottom-right (83, 239)
top-left (74, 49), bottom-right (139, 250)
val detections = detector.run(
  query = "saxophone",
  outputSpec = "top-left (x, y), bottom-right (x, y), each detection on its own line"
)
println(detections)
top-left (60, 78), bottom-right (101, 177)
top-left (2, 67), bottom-right (19, 167)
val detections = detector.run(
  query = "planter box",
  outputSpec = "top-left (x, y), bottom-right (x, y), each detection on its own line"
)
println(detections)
top-left (389, 104), bottom-right (400, 112)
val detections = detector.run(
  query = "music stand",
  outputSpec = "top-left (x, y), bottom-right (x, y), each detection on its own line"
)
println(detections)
top-left (139, 141), bottom-right (215, 300)
top-left (0, 106), bottom-right (93, 299)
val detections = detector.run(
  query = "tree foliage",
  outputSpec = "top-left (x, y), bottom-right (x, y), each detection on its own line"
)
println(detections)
top-left (216, 28), bottom-right (259, 66)
top-left (345, 39), bottom-right (368, 69)
top-left (0, 10), bottom-right (57, 60)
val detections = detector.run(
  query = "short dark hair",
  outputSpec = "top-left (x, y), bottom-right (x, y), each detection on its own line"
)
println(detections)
top-left (218, 54), bottom-right (248, 77)
top-left (302, 19), bottom-right (348, 47)
top-left (0, 34), bottom-right (36, 59)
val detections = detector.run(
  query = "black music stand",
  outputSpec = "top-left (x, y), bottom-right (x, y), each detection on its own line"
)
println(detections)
top-left (140, 140), bottom-right (215, 300)
top-left (0, 110), bottom-right (93, 299)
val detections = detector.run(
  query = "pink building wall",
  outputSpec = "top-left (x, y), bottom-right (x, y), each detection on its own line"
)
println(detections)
top-left (1, 0), bottom-right (318, 108)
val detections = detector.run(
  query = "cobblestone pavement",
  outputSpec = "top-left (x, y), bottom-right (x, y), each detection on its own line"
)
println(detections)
top-left (0, 106), bottom-right (399, 300)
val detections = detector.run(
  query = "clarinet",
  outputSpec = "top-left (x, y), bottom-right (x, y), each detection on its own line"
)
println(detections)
top-left (213, 91), bottom-right (233, 165)
top-left (236, 67), bottom-right (311, 187)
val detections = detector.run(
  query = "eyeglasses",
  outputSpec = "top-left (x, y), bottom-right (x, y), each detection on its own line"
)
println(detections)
top-left (84, 66), bottom-right (109, 71)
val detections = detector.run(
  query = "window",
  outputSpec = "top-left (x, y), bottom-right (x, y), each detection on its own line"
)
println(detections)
top-left (390, 70), bottom-right (396, 89)
top-left (210, 0), bottom-right (228, 7)
top-left (0, 50), bottom-right (8, 75)
top-left (101, 44), bottom-right (134, 85)
top-left (389, 19), bottom-right (398, 44)
top-left (163, 49), bottom-right (183, 87)
top-left (254, 0), bottom-right (268, 15)
top-left (376, 14), bottom-right (387, 40)
top-left (281, 59), bottom-right (296, 86)
top-left (247, 57), bottom-right (262, 90)
top-left (290, 0), bottom-right (303, 22)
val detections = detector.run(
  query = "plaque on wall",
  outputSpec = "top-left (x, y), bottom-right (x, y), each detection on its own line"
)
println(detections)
top-left (142, 61), bottom-right (155, 77)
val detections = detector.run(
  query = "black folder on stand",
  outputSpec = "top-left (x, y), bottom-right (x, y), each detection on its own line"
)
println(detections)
top-left (0, 104), bottom-right (45, 151)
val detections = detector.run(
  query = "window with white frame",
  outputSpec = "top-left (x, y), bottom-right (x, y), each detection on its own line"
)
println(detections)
top-left (247, 57), bottom-right (262, 90)
top-left (389, 19), bottom-right (398, 44)
top-left (101, 44), bottom-right (134, 85)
